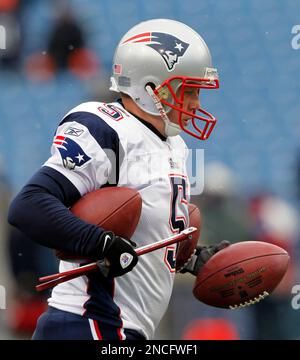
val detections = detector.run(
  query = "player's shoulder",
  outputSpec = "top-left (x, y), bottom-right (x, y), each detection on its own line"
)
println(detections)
top-left (61, 101), bottom-right (134, 130)
top-left (64, 101), bottom-right (147, 144)
top-left (57, 100), bottom-right (144, 149)
top-left (61, 101), bottom-right (109, 125)
top-left (56, 101), bottom-right (123, 149)
top-left (64, 100), bottom-right (126, 125)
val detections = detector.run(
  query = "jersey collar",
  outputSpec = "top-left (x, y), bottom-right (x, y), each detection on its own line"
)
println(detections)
top-left (117, 99), bottom-right (167, 142)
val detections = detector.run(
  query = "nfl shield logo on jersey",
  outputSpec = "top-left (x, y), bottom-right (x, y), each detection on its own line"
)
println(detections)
top-left (53, 135), bottom-right (91, 170)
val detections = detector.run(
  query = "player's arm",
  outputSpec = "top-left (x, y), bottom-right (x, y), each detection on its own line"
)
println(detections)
top-left (8, 111), bottom-right (137, 276)
top-left (8, 166), bottom-right (101, 257)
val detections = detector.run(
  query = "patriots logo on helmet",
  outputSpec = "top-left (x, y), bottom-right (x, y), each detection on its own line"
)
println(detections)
top-left (53, 135), bottom-right (91, 170)
top-left (122, 32), bottom-right (189, 71)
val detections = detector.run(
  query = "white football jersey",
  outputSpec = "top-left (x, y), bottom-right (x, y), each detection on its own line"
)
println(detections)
top-left (45, 101), bottom-right (190, 339)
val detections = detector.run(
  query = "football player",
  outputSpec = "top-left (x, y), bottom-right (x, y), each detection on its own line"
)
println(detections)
top-left (8, 19), bottom-right (228, 340)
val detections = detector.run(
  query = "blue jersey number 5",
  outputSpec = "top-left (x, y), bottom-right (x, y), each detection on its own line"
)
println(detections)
top-left (165, 174), bottom-right (188, 272)
top-left (169, 174), bottom-right (188, 234)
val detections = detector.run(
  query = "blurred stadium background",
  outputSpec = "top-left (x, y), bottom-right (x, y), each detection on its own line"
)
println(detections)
top-left (1, 0), bottom-right (300, 340)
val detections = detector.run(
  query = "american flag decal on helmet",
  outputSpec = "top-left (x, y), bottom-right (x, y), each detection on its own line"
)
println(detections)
top-left (122, 32), bottom-right (189, 71)
top-left (113, 64), bottom-right (122, 75)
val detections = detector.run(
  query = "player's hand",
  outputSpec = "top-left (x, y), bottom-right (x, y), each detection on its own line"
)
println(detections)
top-left (99, 231), bottom-right (138, 277)
top-left (180, 240), bottom-right (230, 276)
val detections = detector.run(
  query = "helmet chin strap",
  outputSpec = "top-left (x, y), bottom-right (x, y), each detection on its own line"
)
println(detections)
top-left (145, 85), bottom-right (182, 137)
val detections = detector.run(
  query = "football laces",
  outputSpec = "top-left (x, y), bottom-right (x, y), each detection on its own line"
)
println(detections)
top-left (229, 291), bottom-right (270, 309)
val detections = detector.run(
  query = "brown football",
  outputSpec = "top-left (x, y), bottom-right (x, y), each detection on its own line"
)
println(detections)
top-left (176, 203), bottom-right (201, 271)
top-left (55, 187), bottom-right (142, 261)
top-left (193, 241), bottom-right (290, 308)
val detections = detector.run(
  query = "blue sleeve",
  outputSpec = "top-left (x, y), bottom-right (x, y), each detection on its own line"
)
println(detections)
top-left (8, 166), bottom-right (104, 257)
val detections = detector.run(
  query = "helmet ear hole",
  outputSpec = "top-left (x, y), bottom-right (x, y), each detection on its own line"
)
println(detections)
top-left (145, 82), bottom-right (156, 91)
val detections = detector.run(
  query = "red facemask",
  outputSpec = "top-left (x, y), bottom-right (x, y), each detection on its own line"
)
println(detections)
top-left (154, 76), bottom-right (219, 140)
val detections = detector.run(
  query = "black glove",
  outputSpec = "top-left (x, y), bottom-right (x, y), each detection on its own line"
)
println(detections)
top-left (180, 240), bottom-right (230, 276)
top-left (98, 231), bottom-right (138, 277)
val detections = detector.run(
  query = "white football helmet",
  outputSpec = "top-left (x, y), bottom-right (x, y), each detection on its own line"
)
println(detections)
top-left (110, 19), bottom-right (219, 140)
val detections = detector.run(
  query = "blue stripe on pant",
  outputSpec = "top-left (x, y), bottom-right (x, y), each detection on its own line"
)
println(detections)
top-left (32, 307), bottom-right (145, 340)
